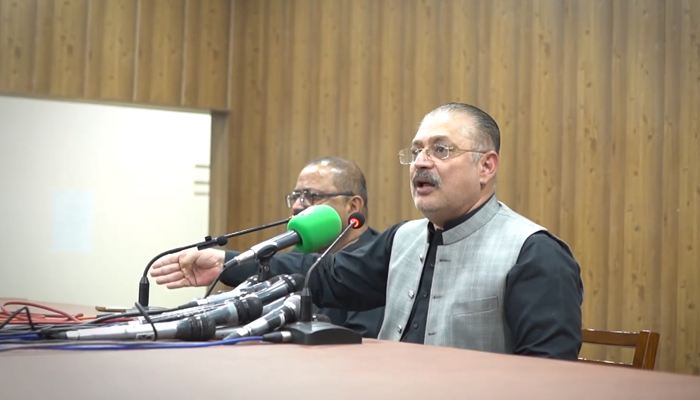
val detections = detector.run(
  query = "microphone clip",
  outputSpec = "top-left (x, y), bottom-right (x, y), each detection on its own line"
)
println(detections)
top-left (257, 251), bottom-right (275, 282)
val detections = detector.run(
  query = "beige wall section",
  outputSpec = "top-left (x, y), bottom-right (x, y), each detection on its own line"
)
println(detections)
top-left (1, 0), bottom-right (699, 375)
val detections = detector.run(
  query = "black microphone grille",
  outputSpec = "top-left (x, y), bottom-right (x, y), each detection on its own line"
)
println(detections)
top-left (240, 296), bottom-right (264, 320)
top-left (312, 314), bottom-right (331, 323)
top-left (288, 274), bottom-right (305, 291)
top-left (177, 314), bottom-right (217, 341)
top-left (348, 212), bottom-right (366, 229)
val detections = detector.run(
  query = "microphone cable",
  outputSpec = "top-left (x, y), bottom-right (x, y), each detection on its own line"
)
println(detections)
top-left (0, 336), bottom-right (264, 353)
top-left (0, 300), bottom-right (181, 339)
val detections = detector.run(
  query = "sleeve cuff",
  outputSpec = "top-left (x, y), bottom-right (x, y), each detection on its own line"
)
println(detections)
top-left (219, 250), bottom-right (259, 287)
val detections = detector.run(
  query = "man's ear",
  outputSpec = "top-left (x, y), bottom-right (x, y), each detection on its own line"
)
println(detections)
top-left (346, 195), bottom-right (364, 214)
top-left (479, 151), bottom-right (499, 184)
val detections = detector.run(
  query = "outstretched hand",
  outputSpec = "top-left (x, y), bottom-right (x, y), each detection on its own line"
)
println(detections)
top-left (149, 249), bottom-right (226, 289)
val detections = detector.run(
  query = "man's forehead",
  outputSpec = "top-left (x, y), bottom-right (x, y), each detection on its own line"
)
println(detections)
top-left (412, 112), bottom-right (471, 144)
top-left (295, 165), bottom-right (337, 190)
top-left (412, 125), bottom-right (462, 145)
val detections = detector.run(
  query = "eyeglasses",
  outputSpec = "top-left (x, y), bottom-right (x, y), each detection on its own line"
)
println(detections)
top-left (285, 190), bottom-right (355, 208)
top-left (398, 143), bottom-right (485, 165)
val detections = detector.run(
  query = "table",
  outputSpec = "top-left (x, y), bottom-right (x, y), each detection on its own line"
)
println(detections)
top-left (1, 299), bottom-right (699, 399)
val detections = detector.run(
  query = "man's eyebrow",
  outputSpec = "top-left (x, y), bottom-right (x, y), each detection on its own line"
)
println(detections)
top-left (412, 135), bottom-right (451, 146)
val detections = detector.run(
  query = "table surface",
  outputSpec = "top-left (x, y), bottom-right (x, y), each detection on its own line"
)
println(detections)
top-left (1, 298), bottom-right (699, 400)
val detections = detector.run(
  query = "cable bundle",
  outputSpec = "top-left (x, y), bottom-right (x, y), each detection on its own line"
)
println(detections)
top-left (0, 300), bottom-right (266, 352)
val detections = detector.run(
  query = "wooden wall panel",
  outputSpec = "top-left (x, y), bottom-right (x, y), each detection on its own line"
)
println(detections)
top-left (225, 0), bottom-right (700, 375)
top-left (0, 0), bottom-right (230, 109)
top-left (676, 0), bottom-right (700, 373)
top-left (0, 0), bottom-right (37, 93)
top-left (1, 0), bottom-right (699, 375)
top-left (661, 0), bottom-right (682, 373)
top-left (36, 0), bottom-right (89, 97)
top-left (135, 0), bottom-right (185, 105)
top-left (573, 0), bottom-right (614, 362)
top-left (182, 0), bottom-right (231, 110)
top-left (85, 0), bottom-right (138, 101)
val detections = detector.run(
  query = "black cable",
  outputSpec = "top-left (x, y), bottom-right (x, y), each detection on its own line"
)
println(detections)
top-left (0, 307), bottom-right (35, 331)
top-left (203, 268), bottom-right (229, 298)
top-left (81, 306), bottom-right (178, 325)
top-left (133, 302), bottom-right (158, 341)
top-left (32, 306), bottom-right (180, 339)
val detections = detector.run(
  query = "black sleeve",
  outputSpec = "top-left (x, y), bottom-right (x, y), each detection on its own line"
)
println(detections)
top-left (219, 251), bottom-right (318, 287)
top-left (220, 222), bottom-right (407, 311)
top-left (342, 308), bottom-right (385, 339)
top-left (504, 232), bottom-right (584, 360)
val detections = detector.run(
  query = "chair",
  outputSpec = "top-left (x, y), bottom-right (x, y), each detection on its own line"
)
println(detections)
top-left (579, 328), bottom-right (660, 370)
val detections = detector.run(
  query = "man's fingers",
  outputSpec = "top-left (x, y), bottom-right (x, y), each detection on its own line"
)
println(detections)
top-left (150, 263), bottom-right (183, 278)
top-left (150, 253), bottom-right (180, 270)
top-left (165, 279), bottom-right (190, 289)
top-left (154, 270), bottom-right (185, 285)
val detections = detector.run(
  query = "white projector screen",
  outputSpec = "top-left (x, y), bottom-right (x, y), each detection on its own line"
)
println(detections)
top-left (0, 95), bottom-right (212, 308)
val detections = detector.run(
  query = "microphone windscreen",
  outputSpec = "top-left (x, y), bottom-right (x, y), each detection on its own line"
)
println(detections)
top-left (348, 212), bottom-right (366, 229)
top-left (287, 205), bottom-right (342, 253)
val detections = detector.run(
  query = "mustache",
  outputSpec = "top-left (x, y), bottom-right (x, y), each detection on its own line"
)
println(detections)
top-left (412, 169), bottom-right (442, 188)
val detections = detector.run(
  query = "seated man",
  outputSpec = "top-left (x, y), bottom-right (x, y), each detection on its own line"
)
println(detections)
top-left (152, 102), bottom-right (584, 360)
top-left (156, 156), bottom-right (385, 339)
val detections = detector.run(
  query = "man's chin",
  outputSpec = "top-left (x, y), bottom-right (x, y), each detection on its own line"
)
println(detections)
top-left (415, 200), bottom-right (440, 215)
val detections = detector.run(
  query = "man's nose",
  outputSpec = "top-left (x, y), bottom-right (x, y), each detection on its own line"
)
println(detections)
top-left (292, 199), bottom-right (307, 215)
top-left (413, 148), bottom-right (434, 168)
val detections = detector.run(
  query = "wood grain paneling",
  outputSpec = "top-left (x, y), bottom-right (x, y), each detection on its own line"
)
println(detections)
top-left (1, 0), bottom-right (699, 375)
top-left (182, 0), bottom-right (231, 110)
top-left (85, 0), bottom-right (138, 101)
top-left (224, 0), bottom-right (700, 375)
top-left (135, 0), bottom-right (185, 105)
top-left (0, 0), bottom-right (37, 93)
top-left (0, 0), bottom-right (231, 109)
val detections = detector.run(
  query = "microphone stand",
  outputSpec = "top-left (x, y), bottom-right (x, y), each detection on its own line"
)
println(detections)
top-left (138, 217), bottom-right (292, 308)
top-left (283, 213), bottom-right (365, 345)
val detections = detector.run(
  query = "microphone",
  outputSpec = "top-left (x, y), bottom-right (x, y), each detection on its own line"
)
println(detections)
top-left (222, 205), bottom-right (342, 269)
top-left (54, 315), bottom-right (216, 341)
top-left (195, 296), bottom-right (263, 326)
top-left (222, 295), bottom-right (301, 340)
top-left (283, 212), bottom-right (366, 345)
top-left (138, 217), bottom-right (292, 307)
top-left (141, 296), bottom-right (263, 326)
top-left (213, 312), bottom-right (329, 339)
top-left (260, 295), bottom-right (289, 315)
top-left (164, 275), bottom-right (299, 324)
top-left (181, 276), bottom-right (283, 309)
top-left (243, 274), bottom-right (304, 305)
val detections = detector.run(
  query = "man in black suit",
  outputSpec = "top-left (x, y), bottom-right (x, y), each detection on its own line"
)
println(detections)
top-left (152, 156), bottom-right (385, 338)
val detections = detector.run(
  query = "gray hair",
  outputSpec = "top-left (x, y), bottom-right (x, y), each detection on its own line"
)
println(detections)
top-left (424, 102), bottom-right (500, 163)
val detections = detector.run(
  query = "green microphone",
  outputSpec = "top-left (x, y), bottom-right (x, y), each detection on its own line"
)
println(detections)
top-left (223, 204), bottom-right (342, 268)
top-left (288, 204), bottom-right (342, 253)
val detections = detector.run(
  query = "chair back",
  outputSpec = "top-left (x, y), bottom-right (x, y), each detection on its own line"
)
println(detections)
top-left (579, 329), bottom-right (660, 370)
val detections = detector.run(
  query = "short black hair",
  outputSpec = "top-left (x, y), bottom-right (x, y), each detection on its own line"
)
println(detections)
top-left (305, 156), bottom-right (369, 215)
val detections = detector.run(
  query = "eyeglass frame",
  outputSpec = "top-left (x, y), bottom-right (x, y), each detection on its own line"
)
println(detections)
top-left (285, 189), bottom-right (355, 209)
top-left (397, 143), bottom-right (486, 165)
